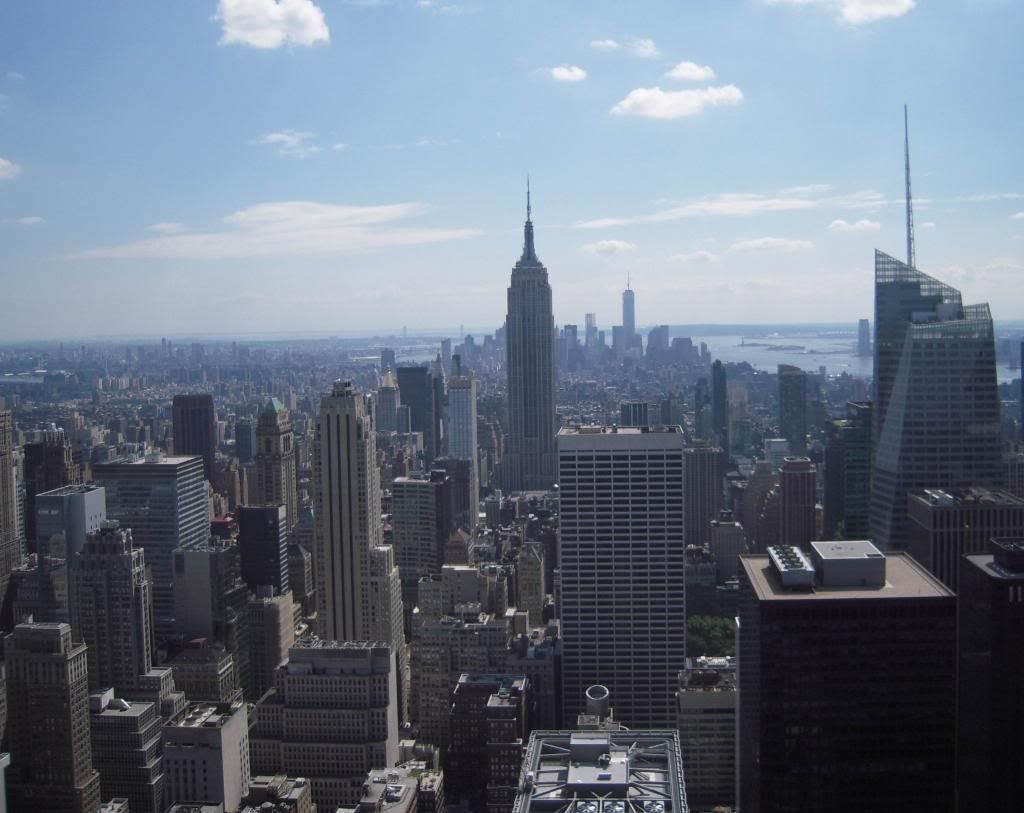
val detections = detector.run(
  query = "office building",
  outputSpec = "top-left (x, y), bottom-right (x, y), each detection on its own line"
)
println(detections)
top-left (622, 285), bottom-right (636, 344)
top-left (503, 192), bottom-right (556, 493)
top-left (89, 689), bottom-right (166, 813)
top-left (93, 452), bottom-right (207, 641)
top-left (35, 483), bottom-right (106, 559)
top-left (70, 521), bottom-right (152, 695)
top-left (254, 398), bottom-right (298, 532)
top-left (246, 587), bottom-right (294, 700)
top-left (738, 542), bottom-right (956, 813)
top-left (5, 622), bottom-right (102, 813)
top-left (241, 775), bottom-right (315, 813)
top-left (237, 504), bottom-right (290, 594)
top-left (709, 511), bottom-right (744, 582)
top-left (512, 729), bottom-right (687, 813)
top-left (168, 641), bottom-right (241, 703)
top-left (23, 426), bottom-right (81, 551)
top-left (376, 369), bottom-right (401, 434)
top-left (676, 656), bottom-right (736, 811)
top-left (235, 418), bottom-right (256, 465)
top-left (397, 366), bottom-right (441, 465)
top-left (390, 472), bottom-right (454, 611)
top-left (515, 542), bottom-right (546, 626)
top-left (711, 360), bottom-right (728, 454)
top-left (684, 443), bottom-right (723, 550)
top-left (251, 639), bottom-right (399, 810)
top-left (172, 394), bottom-right (218, 481)
top-left (777, 365), bottom-right (807, 455)
top-left (779, 457), bottom-right (816, 550)
top-left (162, 701), bottom-right (250, 812)
top-left (381, 347), bottom-right (397, 372)
top-left (446, 368), bottom-right (479, 526)
top-left (858, 317), bottom-right (871, 357)
top-left (618, 400), bottom-right (649, 428)
top-left (447, 674), bottom-right (529, 812)
top-left (908, 487), bottom-right (1024, 591)
top-left (0, 411), bottom-right (21, 608)
top-left (871, 252), bottom-right (1002, 550)
top-left (822, 401), bottom-right (872, 539)
top-left (507, 623), bottom-right (561, 730)
top-left (958, 538), bottom-right (1024, 811)
top-left (558, 426), bottom-right (686, 728)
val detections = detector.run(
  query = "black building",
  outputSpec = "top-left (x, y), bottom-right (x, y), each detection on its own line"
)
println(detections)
top-left (237, 504), bottom-right (290, 594)
top-left (171, 393), bottom-right (217, 480)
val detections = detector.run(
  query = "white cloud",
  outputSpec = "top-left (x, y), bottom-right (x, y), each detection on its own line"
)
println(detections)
top-left (728, 236), bottom-right (814, 253)
top-left (1012, 212), bottom-right (1024, 221)
top-left (611, 84), bottom-right (743, 120)
top-left (147, 222), bottom-right (189, 235)
top-left (765, 0), bottom-right (915, 25)
top-left (415, 0), bottom-right (464, 14)
top-left (576, 186), bottom-right (886, 229)
top-left (71, 200), bottom-right (480, 260)
top-left (959, 192), bottom-right (1023, 202)
top-left (331, 142), bottom-right (349, 151)
top-left (254, 129), bottom-right (321, 157)
top-left (919, 221), bottom-right (936, 229)
top-left (549, 65), bottom-right (587, 82)
top-left (215, 0), bottom-right (329, 49)
top-left (665, 61), bottom-right (716, 82)
top-left (582, 239), bottom-right (636, 256)
top-left (670, 250), bottom-right (721, 264)
top-left (590, 39), bottom-right (621, 51)
top-left (5, 72), bottom-right (24, 81)
top-left (4, 216), bottom-right (44, 226)
top-left (0, 157), bottom-right (21, 180)
top-left (627, 38), bottom-right (660, 58)
top-left (829, 218), bottom-right (881, 232)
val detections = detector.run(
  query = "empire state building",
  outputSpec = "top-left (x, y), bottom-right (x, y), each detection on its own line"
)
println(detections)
top-left (503, 186), bottom-right (556, 492)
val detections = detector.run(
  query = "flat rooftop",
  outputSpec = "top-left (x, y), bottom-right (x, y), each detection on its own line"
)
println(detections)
top-left (559, 425), bottom-right (682, 436)
top-left (37, 483), bottom-right (104, 498)
top-left (742, 552), bottom-right (952, 602)
top-left (910, 487), bottom-right (1024, 508)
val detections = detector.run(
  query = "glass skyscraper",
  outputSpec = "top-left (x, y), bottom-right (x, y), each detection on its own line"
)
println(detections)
top-left (870, 250), bottom-right (1002, 550)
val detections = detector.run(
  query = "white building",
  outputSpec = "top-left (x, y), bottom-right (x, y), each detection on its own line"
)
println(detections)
top-left (162, 701), bottom-right (249, 812)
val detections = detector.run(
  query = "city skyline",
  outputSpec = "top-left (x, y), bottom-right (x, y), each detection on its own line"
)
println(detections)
top-left (2, 2), bottom-right (1023, 339)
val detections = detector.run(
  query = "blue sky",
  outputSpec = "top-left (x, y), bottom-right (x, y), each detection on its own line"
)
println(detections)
top-left (1, 0), bottom-right (1022, 339)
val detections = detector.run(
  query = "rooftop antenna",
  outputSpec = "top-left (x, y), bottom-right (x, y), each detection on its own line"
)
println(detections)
top-left (904, 104), bottom-right (916, 269)
top-left (526, 175), bottom-right (532, 222)
top-left (627, 270), bottom-right (631, 291)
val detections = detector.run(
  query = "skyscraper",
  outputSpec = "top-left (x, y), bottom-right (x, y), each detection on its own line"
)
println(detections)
top-left (390, 472), bottom-right (454, 611)
top-left (504, 189), bottom-right (556, 493)
top-left (0, 410), bottom-right (21, 608)
top-left (397, 365), bottom-right (441, 465)
top-left (70, 521), bottom-right (153, 695)
top-left (35, 483), bottom-right (106, 559)
top-left (5, 622), bottom-right (102, 813)
top-left (778, 457), bottom-right (816, 550)
top-left (684, 442), bottom-right (724, 550)
top-left (777, 364), bottom-right (807, 455)
top-left (93, 452), bottom-right (207, 642)
top-left (738, 543), bottom-right (955, 813)
top-left (857, 317), bottom-right (871, 357)
top-left (958, 538), bottom-right (1024, 811)
top-left (171, 393), bottom-right (217, 480)
top-left (234, 417), bottom-right (256, 464)
top-left (822, 401), bottom-right (872, 539)
top-left (711, 360), bottom-right (729, 454)
top-left (446, 367), bottom-right (479, 526)
top-left (254, 398), bottom-right (298, 532)
top-left (870, 252), bottom-right (1002, 550)
top-left (23, 426), bottom-right (81, 551)
top-left (237, 503), bottom-right (290, 594)
top-left (558, 425), bottom-right (686, 728)
top-left (376, 368), bottom-right (401, 434)
top-left (622, 284), bottom-right (636, 343)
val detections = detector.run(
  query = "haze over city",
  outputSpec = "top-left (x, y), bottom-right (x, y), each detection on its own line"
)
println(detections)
top-left (2, 0), bottom-right (1023, 339)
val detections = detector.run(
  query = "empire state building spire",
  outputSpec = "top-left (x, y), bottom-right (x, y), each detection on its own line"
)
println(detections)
top-left (521, 176), bottom-right (538, 263)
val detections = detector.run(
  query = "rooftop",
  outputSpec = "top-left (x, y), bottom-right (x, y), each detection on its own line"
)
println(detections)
top-left (559, 424), bottom-right (682, 436)
top-left (36, 483), bottom-right (104, 498)
top-left (911, 487), bottom-right (1024, 508)
top-left (171, 702), bottom-right (243, 729)
top-left (742, 551), bottom-right (952, 602)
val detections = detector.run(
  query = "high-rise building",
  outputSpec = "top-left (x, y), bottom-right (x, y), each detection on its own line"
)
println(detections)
top-left (169, 640), bottom-right (241, 704)
top-left (93, 453), bottom-right (207, 641)
top-left (618, 400), bottom-right (649, 428)
top-left (958, 538), bottom-right (1024, 811)
top-left (513, 729), bottom-right (687, 812)
top-left (738, 542), bottom-right (955, 813)
top-left (390, 472), bottom-right (454, 611)
top-left (69, 521), bottom-right (152, 695)
top-left (251, 639), bottom-right (399, 810)
top-left (234, 417), bottom-right (256, 465)
top-left (446, 368), bottom-right (479, 526)
top-left (89, 689), bottom-right (166, 813)
top-left (376, 369), bottom-right (401, 434)
top-left (35, 483), bottom-right (106, 559)
top-left (381, 347), bottom-right (396, 372)
top-left (5, 622), bottom-right (102, 813)
top-left (558, 425), bottom-right (686, 728)
top-left (822, 401), bottom-right (872, 539)
top-left (504, 192), bottom-right (556, 493)
top-left (709, 510), bottom-right (744, 582)
top-left (711, 359), bottom-right (729, 454)
top-left (246, 587), bottom-right (294, 701)
top-left (162, 701), bottom-right (250, 812)
top-left (907, 487), bottom-right (1024, 591)
top-left (677, 656), bottom-right (736, 811)
top-left (447, 674), bottom-right (529, 813)
top-left (172, 393), bottom-right (217, 481)
top-left (397, 366), bottom-right (441, 465)
top-left (871, 252), bottom-right (1002, 550)
top-left (237, 504), bottom-right (290, 594)
top-left (779, 457), bottom-right (816, 550)
top-left (777, 364), bottom-right (807, 455)
top-left (515, 542), bottom-right (545, 626)
top-left (622, 285), bottom-right (636, 343)
top-left (23, 426), bottom-right (81, 551)
top-left (684, 442), bottom-right (723, 550)
top-left (254, 398), bottom-right (299, 532)
top-left (0, 410), bottom-right (21, 608)
top-left (857, 317), bottom-right (871, 357)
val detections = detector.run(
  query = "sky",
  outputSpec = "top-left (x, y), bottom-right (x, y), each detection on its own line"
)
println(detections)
top-left (1, 0), bottom-right (1022, 340)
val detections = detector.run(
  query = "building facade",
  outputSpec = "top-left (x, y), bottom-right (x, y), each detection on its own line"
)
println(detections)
top-left (254, 398), bottom-right (299, 532)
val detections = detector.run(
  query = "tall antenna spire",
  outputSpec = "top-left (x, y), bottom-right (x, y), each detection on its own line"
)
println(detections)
top-left (520, 177), bottom-right (537, 263)
top-left (904, 104), bottom-right (916, 269)
top-left (526, 175), bottom-right (532, 222)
